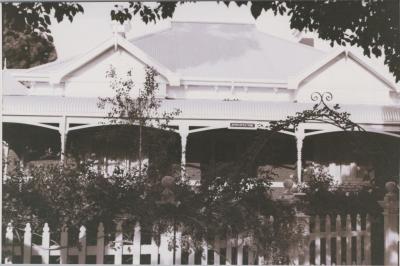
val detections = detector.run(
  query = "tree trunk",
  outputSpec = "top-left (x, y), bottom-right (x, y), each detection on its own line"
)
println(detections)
top-left (139, 122), bottom-right (142, 175)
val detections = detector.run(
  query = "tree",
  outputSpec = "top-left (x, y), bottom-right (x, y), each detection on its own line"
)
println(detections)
top-left (98, 66), bottom-right (181, 176)
top-left (2, 25), bottom-right (57, 69)
top-left (2, 2), bottom-right (84, 68)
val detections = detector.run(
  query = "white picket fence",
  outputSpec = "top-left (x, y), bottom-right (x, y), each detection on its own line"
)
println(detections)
top-left (305, 214), bottom-right (371, 265)
top-left (2, 213), bottom-right (372, 265)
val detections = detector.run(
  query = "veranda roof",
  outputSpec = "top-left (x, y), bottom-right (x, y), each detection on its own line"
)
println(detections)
top-left (3, 95), bottom-right (400, 125)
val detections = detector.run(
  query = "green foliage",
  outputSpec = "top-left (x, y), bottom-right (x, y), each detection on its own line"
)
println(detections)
top-left (2, 2), bottom-right (83, 69)
top-left (98, 66), bottom-right (181, 129)
top-left (2, 26), bottom-right (57, 69)
top-left (2, 160), bottom-right (301, 262)
top-left (298, 163), bottom-right (382, 216)
top-left (3, 3), bottom-right (84, 38)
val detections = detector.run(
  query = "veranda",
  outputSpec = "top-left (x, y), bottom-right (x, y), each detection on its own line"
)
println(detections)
top-left (3, 98), bottom-right (400, 265)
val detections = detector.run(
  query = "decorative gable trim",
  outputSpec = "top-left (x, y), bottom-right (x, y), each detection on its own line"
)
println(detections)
top-left (288, 49), bottom-right (398, 92)
top-left (49, 36), bottom-right (180, 86)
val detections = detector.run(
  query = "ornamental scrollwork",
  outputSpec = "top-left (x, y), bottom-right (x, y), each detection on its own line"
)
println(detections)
top-left (269, 91), bottom-right (364, 132)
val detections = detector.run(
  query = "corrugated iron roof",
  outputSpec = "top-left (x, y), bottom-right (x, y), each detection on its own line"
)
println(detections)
top-left (131, 22), bottom-right (326, 80)
top-left (3, 95), bottom-right (400, 124)
top-left (12, 22), bottom-right (326, 82)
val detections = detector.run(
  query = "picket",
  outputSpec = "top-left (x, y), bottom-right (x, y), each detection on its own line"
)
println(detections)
top-left (336, 215), bottom-right (342, 265)
top-left (5, 223), bottom-right (14, 264)
top-left (303, 215), bottom-right (310, 265)
top-left (175, 231), bottom-right (182, 265)
top-left (314, 215), bottom-right (321, 265)
top-left (226, 235), bottom-right (232, 265)
top-left (23, 223), bottom-right (32, 264)
top-left (41, 223), bottom-right (50, 264)
top-left (114, 222), bottom-right (123, 265)
top-left (132, 222), bottom-right (140, 265)
top-left (79, 226), bottom-right (87, 264)
top-left (325, 214), bottom-right (331, 265)
top-left (213, 237), bottom-right (220, 265)
top-left (345, 214), bottom-right (352, 265)
top-left (365, 214), bottom-right (371, 265)
top-left (236, 234), bottom-right (243, 266)
top-left (201, 240), bottom-right (208, 265)
top-left (1, 213), bottom-right (375, 265)
top-left (188, 240), bottom-right (195, 265)
top-left (150, 235), bottom-right (159, 264)
top-left (356, 214), bottom-right (362, 265)
top-left (160, 231), bottom-right (173, 264)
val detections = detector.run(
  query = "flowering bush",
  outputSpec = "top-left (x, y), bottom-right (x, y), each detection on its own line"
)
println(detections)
top-left (299, 163), bottom-right (382, 216)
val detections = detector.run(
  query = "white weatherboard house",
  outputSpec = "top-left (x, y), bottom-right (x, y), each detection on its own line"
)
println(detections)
top-left (2, 21), bottom-right (400, 188)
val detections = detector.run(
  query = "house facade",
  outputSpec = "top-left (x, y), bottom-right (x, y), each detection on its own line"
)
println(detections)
top-left (2, 21), bottom-right (400, 188)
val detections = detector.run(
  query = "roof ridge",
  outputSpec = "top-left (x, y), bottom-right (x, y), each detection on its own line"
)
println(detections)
top-left (129, 24), bottom-right (172, 42)
top-left (254, 28), bottom-right (326, 54)
top-left (25, 37), bottom-right (112, 73)
top-left (131, 21), bottom-right (255, 42)
top-left (171, 20), bottom-right (255, 26)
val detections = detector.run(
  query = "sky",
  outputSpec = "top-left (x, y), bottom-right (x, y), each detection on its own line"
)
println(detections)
top-left (49, 2), bottom-right (397, 84)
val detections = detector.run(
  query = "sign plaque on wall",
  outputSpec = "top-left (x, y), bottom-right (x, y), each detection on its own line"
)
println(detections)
top-left (229, 122), bottom-right (256, 129)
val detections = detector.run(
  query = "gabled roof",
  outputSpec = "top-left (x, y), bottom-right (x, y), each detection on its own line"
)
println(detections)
top-left (5, 21), bottom-right (398, 91)
top-left (288, 49), bottom-right (399, 91)
top-left (131, 21), bottom-right (327, 82)
top-left (9, 36), bottom-right (180, 86)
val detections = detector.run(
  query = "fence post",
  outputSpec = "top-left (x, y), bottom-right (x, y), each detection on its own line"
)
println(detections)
top-left (60, 225), bottom-right (68, 264)
top-left (5, 223), bottom-right (14, 264)
top-left (381, 181), bottom-right (399, 266)
top-left (295, 211), bottom-right (310, 265)
top-left (23, 223), bottom-right (32, 264)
